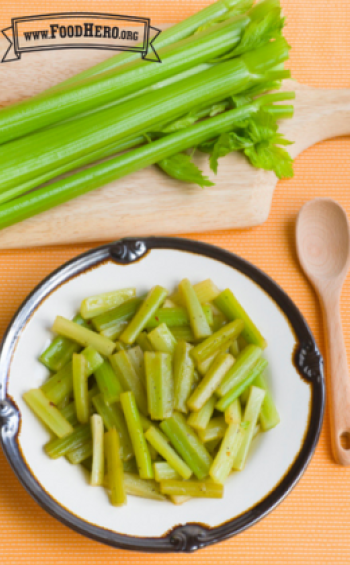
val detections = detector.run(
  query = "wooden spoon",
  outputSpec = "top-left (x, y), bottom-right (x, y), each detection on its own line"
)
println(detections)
top-left (296, 198), bottom-right (350, 465)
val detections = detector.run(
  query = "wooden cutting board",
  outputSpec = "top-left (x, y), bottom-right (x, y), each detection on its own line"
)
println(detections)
top-left (0, 39), bottom-right (349, 249)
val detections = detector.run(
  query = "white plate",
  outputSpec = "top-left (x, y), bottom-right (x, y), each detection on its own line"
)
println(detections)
top-left (0, 237), bottom-right (324, 552)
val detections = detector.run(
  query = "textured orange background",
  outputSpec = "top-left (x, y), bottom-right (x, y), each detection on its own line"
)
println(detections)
top-left (0, 1), bottom-right (350, 563)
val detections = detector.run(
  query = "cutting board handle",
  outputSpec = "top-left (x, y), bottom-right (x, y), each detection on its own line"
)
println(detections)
top-left (287, 84), bottom-right (350, 158)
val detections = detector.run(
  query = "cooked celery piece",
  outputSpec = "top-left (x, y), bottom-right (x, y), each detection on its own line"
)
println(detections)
top-left (210, 421), bottom-right (244, 484)
top-left (233, 386), bottom-right (266, 471)
top-left (61, 384), bottom-right (99, 426)
top-left (148, 323), bottom-right (177, 354)
top-left (45, 424), bottom-right (91, 458)
top-left (216, 358), bottom-right (268, 411)
top-left (94, 359), bottom-right (123, 405)
top-left (188, 353), bottom-right (234, 411)
top-left (237, 336), bottom-right (248, 351)
top-left (169, 495), bottom-right (192, 505)
top-left (52, 316), bottom-right (115, 356)
top-left (140, 414), bottom-right (153, 432)
top-left (240, 387), bottom-right (250, 406)
top-left (123, 473), bottom-right (166, 501)
top-left (160, 479), bottom-right (223, 498)
top-left (214, 289), bottom-right (267, 349)
top-left (205, 437), bottom-right (222, 454)
top-left (146, 307), bottom-right (189, 329)
top-left (23, 388), bottom-right (73, 438)
top-left (144, 352), bottom-right (174, 420)
top-left (92, 393), bottom-right (133, 461)
top-left (136, 332), bottom-right (155, 352)
top-left (114, 340), bottom-right (129, 351)
top-left (100, 322), bottom-right (128, 341)
top-left (216, 344), bottom-right (262, 397)
top-left (229, 339), bottom-right (240, 357)
top-left (146, 304), bottom-right (213, 329)
top-left (41, 346), bottom-right (103, 405)
top-left (90, 414), bottom-right (104, 486)
top-left (162, 299), bottom-right (178, 309)
top-left (72, 353), bottom-right (89, 424)
top-left (57, 394), bottom-right (71, 410)
top-left (160, 412), bottom-right (212, 480)
top-left (145, 426), bottom-right (192, 480)
top-left (198, 417), bottom-right (227, 443)
top-left (81, 456), bottom-right (93, 472)
top-left (120, 286), bottom-right (168, 344)
top-left (153, 461), bottom-right (181, 482)
top-left (187, 395), bottom-right (216, 431)
top-left (191, 319), bottom-right (244, 364)
top-left (147, 440), bottom-right (159, 461)
top-left (172, 279), bottom-right (220, 306)
top-left (252, 373), bottom-right (280, 431)
top-left (170, 326), bottom-right (195, 343)
top-left (39, 314), bottom-right (88, 371)
top-left (179, 278), bottom-right (212, 340)
top-left (105, 428), bottom-right (126, 506)
top-left (120, 391), bottom-right (154, 479)
top-left (224, 398), bottom-right (242, 425)
top-left (110, 350), bottom-right (147, 415)
top-left (123, 458), bottom-right (138, 474)
top-left (92, 297), bottom-right (143, 332)
top-left (66, 440), bottom-right (93, 464)
top-left (173, 341), bottom-right (195, 413)
top-left (80, 288), bottom-right (136, 319)
top-left (212, 310), bottom-right (227, 332)
top-left (196, 341), bottom-right (230, 375)
top-left (127, 346), bottom-right (145, 384)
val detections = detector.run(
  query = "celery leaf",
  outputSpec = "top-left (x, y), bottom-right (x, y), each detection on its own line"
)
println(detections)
top-left (157, 152), bottom-right (214, 188)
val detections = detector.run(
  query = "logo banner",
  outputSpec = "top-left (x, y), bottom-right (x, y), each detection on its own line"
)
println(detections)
top-left (1, 12), bottom-right (161, 63)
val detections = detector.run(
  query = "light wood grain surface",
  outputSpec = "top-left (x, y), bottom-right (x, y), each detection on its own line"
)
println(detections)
top-left (0, 39), bottom-right (350, 249)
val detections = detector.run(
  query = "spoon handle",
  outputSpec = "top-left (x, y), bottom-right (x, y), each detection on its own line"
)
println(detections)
top-left (320, 289), bottom-right (350, 465)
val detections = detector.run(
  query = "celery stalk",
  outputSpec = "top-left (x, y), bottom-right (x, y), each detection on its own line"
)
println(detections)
top-left (90, 414), bottom-right (104, 486)
top-left (0, 103), bottom-right (262, 230)
top-left (160, 412), bottom-right (212, 480)
top-left (120, 391), bottom-right (154, 479)
top-left (232, 386), bottom-right (265, 471)
top-left (216, 344), bottom-right (262, 397)
top-left (44, 423), bottom-right (91, 459)
top-left (145, 426), bottom-right (192, 480)
top-left (23, 388), bottom-right (73, 438)
top-left (0, 15), bottom-right (250, 144)
top-left (109, 350), bottom-right (147, 415)
top-left (105, 428), bottom-right (126, 506)
top-left (198, 417), bottom-right (227, 443)
top-left (80, 288), bottom-right (136, 319)
top-left (214, 288), bottom-right (267, 348)
top-left (187, 353), bottom-right (235, 411)
top-left (147, 323), bottom-right (177, 354)
top-left (173, 341), bottom-right (195, 413)
top-left (94, 359), bottom-right (123, 405)
top-left (72, 353), bottom-right (89, 424)
top-left (144, 352), bottom-right (174, 420)
top-left (160, 479), bottom-right (223, 498)
top-left (120, 287), bottom-right (168, 344)
top-left (179, 278), bottom-right (212, 340)
top-left (0, 40), bottom-right (289, 195)
top-left (92, 393), bottom-right (134, 461)
top-left (191, 319), bottom-right (244, 364)
top-left (52, 316), bottom-right (115, 356)
top-left (187, 396), bottom-right (217, 431)
top-left (56, 0), bottom-right (252, 85)
top-left (41, 346), bottom-right (103, 405)
top-left (216, 358), bottom-right (268, 412)
top-left (39, 314), bottom-right (88, 372)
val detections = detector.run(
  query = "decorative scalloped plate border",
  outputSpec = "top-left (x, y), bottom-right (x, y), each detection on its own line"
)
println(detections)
top-left (0, 237), bottom-right (325, 552)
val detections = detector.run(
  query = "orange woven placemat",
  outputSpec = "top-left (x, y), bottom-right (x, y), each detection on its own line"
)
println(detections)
top-left (0, 1), bottom-right (349, 563)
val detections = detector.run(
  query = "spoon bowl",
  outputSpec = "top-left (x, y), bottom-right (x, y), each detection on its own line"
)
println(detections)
top-left (296, 198), bottom-right (350, 465)
top-left (297, 198), bottom-right (350, 284)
